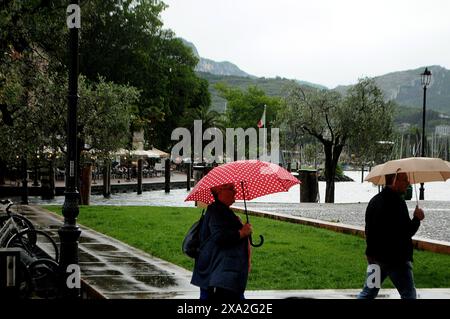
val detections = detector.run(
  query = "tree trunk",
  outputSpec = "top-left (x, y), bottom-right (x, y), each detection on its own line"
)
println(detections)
top-left (80, 163), bottom-right (92, 205)
top-left (323, 142), bottom-right (344, 203)
top-left (361, 165), bottom-right (365, 183)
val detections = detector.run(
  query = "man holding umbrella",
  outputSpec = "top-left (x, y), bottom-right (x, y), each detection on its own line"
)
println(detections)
top-left (191, 183), bottom-right (253, 300)
top-left (358, 172), bottom-right (425, 299)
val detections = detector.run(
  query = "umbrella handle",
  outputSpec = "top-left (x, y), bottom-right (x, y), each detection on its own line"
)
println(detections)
top-left (250, 234), bottom-right (264, 247)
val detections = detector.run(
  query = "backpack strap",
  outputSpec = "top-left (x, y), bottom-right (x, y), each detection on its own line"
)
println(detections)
top-left (198, 209), bottom-right (213, 251)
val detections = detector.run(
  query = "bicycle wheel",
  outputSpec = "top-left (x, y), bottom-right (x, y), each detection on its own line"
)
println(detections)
top-left (28, 258), bottom-right (59, 299)
top-left (6, 229), bottom-right (59, 263)
top-left (0, 214), bottom-right (35, 232)
top-left (0, 214), bottom-right (36, 247)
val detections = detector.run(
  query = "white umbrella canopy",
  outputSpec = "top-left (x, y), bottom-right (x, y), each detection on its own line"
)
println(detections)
top-left (365, 157), bottom-right (450, 185)
top-left (114, 148), bottom-right (162, 158)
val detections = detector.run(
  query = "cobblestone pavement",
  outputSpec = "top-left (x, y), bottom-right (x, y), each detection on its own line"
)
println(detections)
top-left (233, 201), bottom-right (450, 242)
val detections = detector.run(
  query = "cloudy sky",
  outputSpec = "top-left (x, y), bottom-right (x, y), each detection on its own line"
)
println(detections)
top-left (160, 0), bottom-right (450, 88)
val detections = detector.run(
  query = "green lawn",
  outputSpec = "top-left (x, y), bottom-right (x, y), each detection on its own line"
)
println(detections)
top-left (43, 205), bottom-right (450, 290)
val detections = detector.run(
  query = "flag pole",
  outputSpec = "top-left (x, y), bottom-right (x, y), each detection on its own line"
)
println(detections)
top-left (263, 104), bottom-right (267, 161)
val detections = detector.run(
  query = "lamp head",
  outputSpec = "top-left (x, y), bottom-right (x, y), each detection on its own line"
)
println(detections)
top-left (420, 67), bottom-right (432, 88)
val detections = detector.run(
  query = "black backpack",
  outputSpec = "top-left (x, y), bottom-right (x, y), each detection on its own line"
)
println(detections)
top-left (182, 210), bottom-right (205, 259)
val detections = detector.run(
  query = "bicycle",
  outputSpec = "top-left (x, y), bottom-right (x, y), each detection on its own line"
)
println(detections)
top-left (0, 199), bottom-right (35, 247)
top-left (1, 199), bottom-right (59, 262)
top-left (1, 199), bottom-right (60, 298)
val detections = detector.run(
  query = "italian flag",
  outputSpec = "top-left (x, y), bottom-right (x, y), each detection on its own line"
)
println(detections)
top-left (257, 105), bottom-right (266, 128)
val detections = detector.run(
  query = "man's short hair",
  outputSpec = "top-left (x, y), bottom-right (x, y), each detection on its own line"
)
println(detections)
top-left (385, 172), bottom-right (408, 186)
top-left (385, 173), bottom-right (396, 186)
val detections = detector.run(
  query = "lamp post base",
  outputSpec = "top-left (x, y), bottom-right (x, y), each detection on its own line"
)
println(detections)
top-left (58, 226), bottom-right (81, 298)
top-left (59, 191), bottom-right (81, 299)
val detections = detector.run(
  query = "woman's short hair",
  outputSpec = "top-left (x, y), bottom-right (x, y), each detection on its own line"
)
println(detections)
top-left (210, 183), bottom-right (235, 201)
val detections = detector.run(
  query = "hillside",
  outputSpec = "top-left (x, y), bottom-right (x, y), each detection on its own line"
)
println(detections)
top-left (394, 105), bottom-right (450, 133)
top-left (335, 65), bottom-right (450, 114)
top-left (180, 38), bottom-right (450, 124)
top-left (197, 72), bottom-right (320, 112)
top-left (181, 39), bottom-right (252, 78)
top-left (181, 38), bottom-right (326, 110)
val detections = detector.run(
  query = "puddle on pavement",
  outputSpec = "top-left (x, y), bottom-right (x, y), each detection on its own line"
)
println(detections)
top-left (83, 276), bottom-right (154, 292)
top-left (81, 264), bottom-right (123, 276)
top-left (133, 275), bottom-right (177, 288)
top-left (111, 262), bottom-right (162, 275)
top-left (81, 243), bottom-right (120, 251)
top-left (102, 256), bottom-right (147, 263)
top-left (95, 251), bottom-right (135, 258)
top-left (79, 250), bottom-right (101, 263)
top-left (79, 236), bottom-right (98, 243)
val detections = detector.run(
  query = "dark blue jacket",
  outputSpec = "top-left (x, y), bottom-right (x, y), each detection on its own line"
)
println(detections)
top-left (365, 187), bottom-right (420, 264)
top-left (191, 201), bottom-right (249, 294)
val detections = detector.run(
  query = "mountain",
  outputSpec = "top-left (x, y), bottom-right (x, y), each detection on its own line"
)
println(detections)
top-left (181, 38), bottom-right (450, 118)
top-left (181, 39), bottom-right (252, 77)
top-left (181, 38), bottom-right (327, 112)
top-left (197, 72), bottom-right (300, 112)
top-left (335, 65), bottom-right (450, 114)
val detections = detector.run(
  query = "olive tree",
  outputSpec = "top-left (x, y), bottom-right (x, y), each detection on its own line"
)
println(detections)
top-left (280, 78), bottom-right (394, 203)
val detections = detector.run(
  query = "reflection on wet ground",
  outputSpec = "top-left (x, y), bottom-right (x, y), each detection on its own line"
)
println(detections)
top-left (19, 205), bottom-right (197, 298)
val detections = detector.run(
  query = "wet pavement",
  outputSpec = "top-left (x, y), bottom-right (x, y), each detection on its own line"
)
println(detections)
top-left (14, 205), bottom-right (450, 299)
top-left (19, 205), bottom-right (196, 299)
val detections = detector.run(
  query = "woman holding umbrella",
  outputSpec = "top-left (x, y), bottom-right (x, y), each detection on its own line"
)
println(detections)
top-left (191, 183), bottom-right (253, 300)
top-left (186, 160), bottom-right (300, 299)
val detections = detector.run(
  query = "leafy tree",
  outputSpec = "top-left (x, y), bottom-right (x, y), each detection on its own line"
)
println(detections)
top-left (345, 78), bottom-right (396, 166)
top-left (281, 78), bottom-right (394, 203)
top-left (215, 84), bottom-right (282, 160)
top-left (1, 0), bottom-right (210, 154)
top-left (216, 84), bottom-right (281, 129)
top-left (78, 0), bottom-right (210, 150)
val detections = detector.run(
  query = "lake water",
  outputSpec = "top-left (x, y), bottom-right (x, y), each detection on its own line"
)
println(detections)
top-left (28, 171), bottom-right (450, 207)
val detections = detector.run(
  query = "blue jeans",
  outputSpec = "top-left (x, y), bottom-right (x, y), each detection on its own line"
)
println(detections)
top-left (357, 261), bottom-right (417, 299)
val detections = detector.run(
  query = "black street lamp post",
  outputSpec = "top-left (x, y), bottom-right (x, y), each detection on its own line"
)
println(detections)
top-left (419, 67), bottom-right (432, 200)
top-left (59, 1), bottom-right (81, 298)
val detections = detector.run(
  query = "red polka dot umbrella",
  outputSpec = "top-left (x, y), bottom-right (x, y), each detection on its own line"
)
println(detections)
top-left (185, 160), bottom-right (300, 204)
top-left (185, 160), bottom-right (301, 247)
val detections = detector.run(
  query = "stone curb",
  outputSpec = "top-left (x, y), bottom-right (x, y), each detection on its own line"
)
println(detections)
top-left (231, 206), bottom-right (450, 255)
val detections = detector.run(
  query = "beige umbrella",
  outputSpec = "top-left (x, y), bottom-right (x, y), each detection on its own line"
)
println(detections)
top-left (365, 157), bottom-right (450, 204)
top-left (365, 157), bottom-right (450, 185)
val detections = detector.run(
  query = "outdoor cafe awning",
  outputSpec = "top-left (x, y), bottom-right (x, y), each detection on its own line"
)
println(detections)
top-left (115, 148), bottom-right (169, 158)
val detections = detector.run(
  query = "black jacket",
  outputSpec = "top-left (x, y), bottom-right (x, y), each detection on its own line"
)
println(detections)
top-left (365, 187), bottom-right (420, 264)
top-left (191, 201), bottom-right (249, 294)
